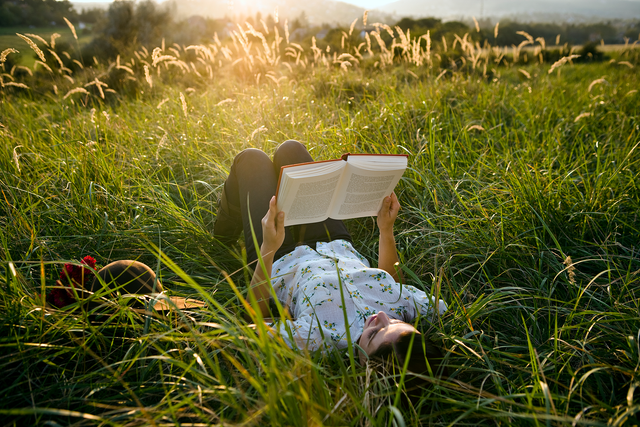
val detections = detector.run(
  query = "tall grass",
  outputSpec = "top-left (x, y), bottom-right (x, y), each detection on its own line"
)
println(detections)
top-left (1, 15), bottom-right (639, 426)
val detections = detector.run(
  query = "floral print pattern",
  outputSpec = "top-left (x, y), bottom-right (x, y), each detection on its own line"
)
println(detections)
top-left (269, 240), bottom-right (447, 352)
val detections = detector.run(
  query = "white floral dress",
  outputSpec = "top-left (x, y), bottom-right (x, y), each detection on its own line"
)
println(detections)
top-left (269, 239), bottom-right (447, 352)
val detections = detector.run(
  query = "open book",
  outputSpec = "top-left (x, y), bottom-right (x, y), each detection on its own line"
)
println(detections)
top-left (276, 154), bottom-right (408, 227)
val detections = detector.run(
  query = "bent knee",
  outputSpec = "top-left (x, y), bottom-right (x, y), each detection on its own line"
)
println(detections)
top-left (234, 148), bottom-right (270, 165)
top-left (277, 139), bottom-right (305, 153)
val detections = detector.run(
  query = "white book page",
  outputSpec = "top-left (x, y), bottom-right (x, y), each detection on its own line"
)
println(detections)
top-left (277, 162), bottom-right (346, 226)
top-left (330, 162), bottom-right (406, 220)
top-left (346, 155), bottom-right (408, 171)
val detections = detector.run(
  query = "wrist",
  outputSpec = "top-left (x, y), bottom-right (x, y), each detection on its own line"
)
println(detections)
top-left (260, 244), bottom-right (278, 258)
top-left (378, 228), bottom-right (395, 238)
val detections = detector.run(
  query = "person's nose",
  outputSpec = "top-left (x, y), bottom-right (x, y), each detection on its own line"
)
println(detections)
top-left (376, 311), bottom-right (390, 327)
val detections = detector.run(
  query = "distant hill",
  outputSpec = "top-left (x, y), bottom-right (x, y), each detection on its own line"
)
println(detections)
top-left (376, 0), bottom-right (640, 21)
top-left (70, 0), bottom-right (640, 24)
top-left (71, 0), bottom-right (393, 26)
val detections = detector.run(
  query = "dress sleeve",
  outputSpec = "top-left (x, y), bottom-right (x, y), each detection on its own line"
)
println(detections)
top-left (403, 285), bottom-right (448, 319)
top-left (269, 315), bottom-right (323, 351)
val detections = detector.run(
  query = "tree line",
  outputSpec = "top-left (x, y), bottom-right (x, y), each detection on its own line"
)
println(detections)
top-left (1, 0), bottom-right (638, 53)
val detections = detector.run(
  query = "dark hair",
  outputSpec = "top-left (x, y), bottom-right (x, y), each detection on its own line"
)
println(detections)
top-left (369, 331), bottom-right (447, 376)
top-left (367, 331), bottom-right (448, 403)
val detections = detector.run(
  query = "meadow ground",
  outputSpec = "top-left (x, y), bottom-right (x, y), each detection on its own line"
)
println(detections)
top-left (1, 23), bottom-right (640, 425)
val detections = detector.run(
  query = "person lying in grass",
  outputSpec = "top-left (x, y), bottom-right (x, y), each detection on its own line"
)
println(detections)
top-left (52, 140), bottom-right (448, 380)
top-left (214, 140), bottom-right (448, 374)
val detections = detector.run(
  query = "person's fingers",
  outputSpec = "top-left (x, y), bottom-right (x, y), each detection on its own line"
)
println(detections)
top-left (263, 196), bottom-right (276, 227)
top-left (381, 195), bottom-right (391, 213)
top-left (276, 211), bottom-right (285, 235)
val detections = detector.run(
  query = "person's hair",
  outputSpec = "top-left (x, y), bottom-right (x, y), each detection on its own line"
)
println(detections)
top-left (369, 330), bottom-right (447, 377)
top-left (367, 330), bottom-right (448, 404)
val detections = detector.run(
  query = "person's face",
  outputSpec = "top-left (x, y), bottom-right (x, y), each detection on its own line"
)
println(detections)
top-left (358, 311), bottom-right (419, 364)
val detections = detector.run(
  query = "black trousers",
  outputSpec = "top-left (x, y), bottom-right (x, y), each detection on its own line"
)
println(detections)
top-left (220, 140), bottom-right (352, 264)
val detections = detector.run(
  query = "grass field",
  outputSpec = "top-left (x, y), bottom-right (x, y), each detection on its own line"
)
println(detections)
top-left (1, 19), bottom-right (640, 425)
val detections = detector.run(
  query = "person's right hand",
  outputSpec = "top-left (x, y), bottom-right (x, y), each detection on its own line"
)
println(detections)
top-left (376, 192), bottom-right (400, 235)
top-left (260, 195), bottom-right (285, 255)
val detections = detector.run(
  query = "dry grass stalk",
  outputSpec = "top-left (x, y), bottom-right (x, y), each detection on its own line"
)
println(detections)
top-left (548, 54), bottom-right (581, 74)
top-left (12, 65), bottom-right (32, 76)
top-left (363, 10), bottom-right (368, 27)
top-left (48, 49), bottom-right (64, 69)
top-left (17, 34), bottom-right (46, 62)
top-left (365, 32), bottom-right (373, 57)
top-left (85, 77), bottom-right (107, 99)
top-left (25, 33), bottom-right (49, 47)
top-left (424, 31), bottom-right (431, 66)
top-left (563, 256), bottom-right (576, 285)
top-left (155, 133), bottom-right (168, 161)
top-left (574, 112), bottom-right (591, 122)
top-left (72, 59), bottom-right (83, 69)
top-left (116, 55), bottom-right (134, 75)
top-left (187, 61), bottom-right (201, 77)
top-left (274, 26), bottom-right (282, 56)
top-left (180, 92), bottom-right (188, 117)
top-left (349, 18), bottom-right (358, 37)
top-left (3, 82), bottom-right (29, 89)
top-left (152, 47), bottom-right (175, 67)
top-left (518, 69), bottom-right (531, 79)
top-left (467, 124), bottom-right (485, 131)
top-left (494, 22), bottom-right (499, 38)
top-left (12, 145), bottom-right (22, 172)
top-left (34, 60), bottom-right (52, 73)
top-left (144, 65), bottom-right (152, 87)
top-left (50, 33), bottom-right (61, 49)
top-left (618, 61), bottom-right (634, 69)
top-left (588, 78), bottom-right (607, 92)
top-left (517, 31), bottom-right (534, 44)
top-left (535, 37), bottom-right (546, 50)
top-left (311, 37), bottom-right (322, 62)
top-left (473, 17), bottom-right (480, 33)
top-left (157, 98), bottom-right (169, 109)
top-left (63, 17), bottom-right (78, 40)
top-left (216, 98), bottom-right (235, 107)
top-left (250, 126), bottom-right (267, 140)
top-left (1, 48), bottom-right (18, 64)
top-left (284, 19), bottom-right (290, 45)
top-left (556, 34), bottom-right (561, 45)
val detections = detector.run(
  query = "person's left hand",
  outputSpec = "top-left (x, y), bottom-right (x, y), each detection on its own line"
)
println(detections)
top-left (260, 195), bottom-right (285, 255)
top-left (377, 192), bottom-right (400, 234)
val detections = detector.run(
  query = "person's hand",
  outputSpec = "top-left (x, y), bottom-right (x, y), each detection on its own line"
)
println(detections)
top-left (260, 196), bottom-right (285, 255)
top-left (376, 192), bottom-right (400, 234)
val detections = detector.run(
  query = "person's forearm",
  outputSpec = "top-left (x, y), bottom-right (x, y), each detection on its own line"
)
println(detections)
top-left (378, 229), bottom-right (402, 282)
top-left (248, 245), bottom-right (276, 317)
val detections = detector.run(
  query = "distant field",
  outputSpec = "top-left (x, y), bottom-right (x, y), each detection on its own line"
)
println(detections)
top-left (0, 26), bottom-right (92, 67)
